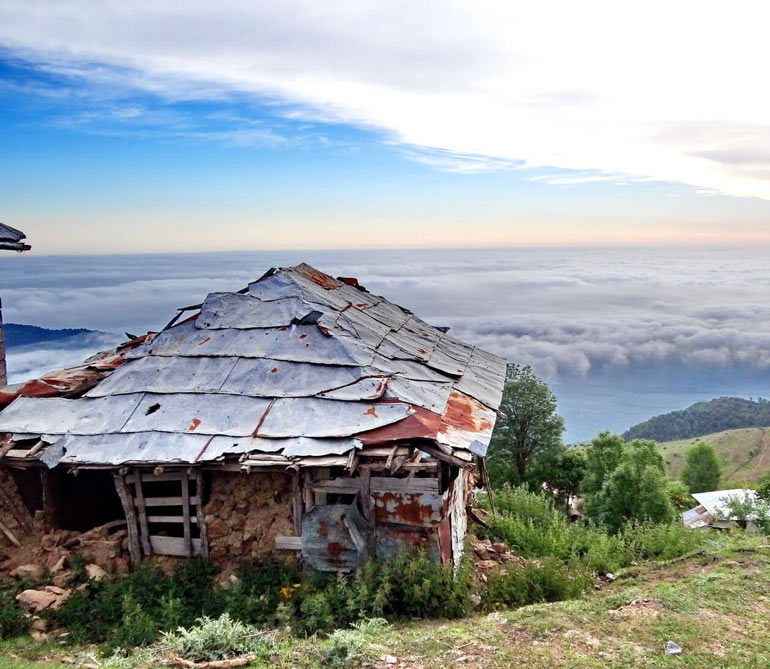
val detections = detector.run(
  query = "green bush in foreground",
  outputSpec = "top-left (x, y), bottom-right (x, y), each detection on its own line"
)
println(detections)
top-left (0, 590), bottom-right (27, 640)
top-left (482, 557), bottom-right (591, 609)
top-left (161, 613), bottom-right (274, 662)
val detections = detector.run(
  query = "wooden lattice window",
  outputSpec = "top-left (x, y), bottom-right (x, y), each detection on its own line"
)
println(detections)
top-left (114, 469), bottom-right (208, 565)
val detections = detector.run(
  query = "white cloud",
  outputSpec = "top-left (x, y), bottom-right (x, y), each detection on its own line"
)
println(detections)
top-left (2, 1), bottom-right (770, 198)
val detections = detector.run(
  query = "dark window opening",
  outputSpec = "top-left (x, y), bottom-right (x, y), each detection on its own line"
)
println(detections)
top-left (54, 469), bottom-right (125, 532)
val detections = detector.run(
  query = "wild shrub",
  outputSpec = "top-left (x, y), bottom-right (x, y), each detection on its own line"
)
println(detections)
top-left (482, 558), bottom-right (591, 609)
top-left (318, 619), bottom-right (389, 669)
top-left (0, 590), bottom-right (26, 639)
top-left (620, 522), bottom-right (706, 562)
top-left (105, 594), bottom-right (159, 650)
top-left (161, 613), bottom-right (274, 662)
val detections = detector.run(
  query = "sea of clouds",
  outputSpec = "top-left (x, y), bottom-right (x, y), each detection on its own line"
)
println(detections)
top-left (2, 247), bottom-right (769, 442)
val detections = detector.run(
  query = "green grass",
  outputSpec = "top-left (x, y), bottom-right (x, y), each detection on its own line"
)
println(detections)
top-left (659, 427), bottom-right (770, 487)
top-left (3, 533), bottom-right (770, 668)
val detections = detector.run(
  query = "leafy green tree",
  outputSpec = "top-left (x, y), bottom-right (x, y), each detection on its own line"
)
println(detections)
top-left (756, 473), bottom-right (770, 502)
top-left (581, 431), bottom-right (625, 496)
top-left (528, 447), bottom-right (586, 508)
top-left (666, 479), bottom-right (694, 512)
top-left (680, 441), bottom-right (722, 493)
top-left (487, 365), bottom-right (565, 487)
top-left (584, 438), bottom-right (674, 532)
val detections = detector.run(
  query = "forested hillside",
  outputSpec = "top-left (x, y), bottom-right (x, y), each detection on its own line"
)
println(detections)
top-left (623, 396), bottom-right (770, 442)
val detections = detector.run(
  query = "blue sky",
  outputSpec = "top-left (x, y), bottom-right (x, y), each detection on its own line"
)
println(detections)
top-left (2, 2), bottom-right (770, 253)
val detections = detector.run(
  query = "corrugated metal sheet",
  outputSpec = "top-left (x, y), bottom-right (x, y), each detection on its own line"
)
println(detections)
top-left (373, 490), bottom-right (443, 527)
top-left (86, 356), bottom-right (239, 397)
top-left (129, 319), bottom-right (373, 366)
top-left (197, 293), bottom-right (313, 329)
top-left (301, 503), bottom-right (361, 572)
top-left (0, 263), bottom-right (507, 466)
top-left (221, 359), bottom-right (371, 398)
top-left (256, 397), bottom-right (413, 438)
top-left (0, 395), bottom-right (143, 435)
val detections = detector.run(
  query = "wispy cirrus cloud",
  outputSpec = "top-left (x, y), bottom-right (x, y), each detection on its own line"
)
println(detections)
top-left (2, 1), bottom-right (770, 198)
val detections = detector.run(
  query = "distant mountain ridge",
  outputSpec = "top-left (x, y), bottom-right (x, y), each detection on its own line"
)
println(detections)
top-left (623, 396), bottom-right (770, 442)
top-left (3, 323), bottom-right (95, 349)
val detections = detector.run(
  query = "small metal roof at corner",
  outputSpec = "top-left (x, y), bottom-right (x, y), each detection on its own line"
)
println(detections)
top-left (0, 223), bottom-right (31, 252)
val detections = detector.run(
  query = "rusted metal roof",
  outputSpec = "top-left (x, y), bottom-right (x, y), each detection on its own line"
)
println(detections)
top-left (0, 263), bottom-right (507, 466)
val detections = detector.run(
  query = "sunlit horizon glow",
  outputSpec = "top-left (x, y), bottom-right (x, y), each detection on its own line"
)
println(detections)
top-left (1, 1), bottom-right (770, 253)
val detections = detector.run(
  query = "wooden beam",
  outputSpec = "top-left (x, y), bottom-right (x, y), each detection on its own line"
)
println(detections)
top-left (291, 472), bottom-right (303, 536)
top-left (181, 471), bottom-right (192, 557)
top-left (274, 535), bottom-right (302, 550)
top-left (0, 518), bottom-right (20, 547)
top-left (113, 473), bottom-right (142, 569)
top-left (133, 496), bottom-right (199, 507)
top-left (146, 515), bottom-right (198, 524)
top-left (149, 535), bottom-right (202, 557)
top-left (194, 469), bottom-right (209, 560)
top-left (132, 474), bottom-right (152, 556)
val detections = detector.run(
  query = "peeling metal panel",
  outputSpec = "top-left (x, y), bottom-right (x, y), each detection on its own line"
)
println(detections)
top-left (370, 354), bottom-right (450, 383)
top-left (437, 391), bottom-right (496, 454)
top-left (131, 319), bottom-right (372, 366)
top-left (301, 504), bottom-right (361, 572)
top-left (87, 356), bottom-right (239, 397)
top-left (54, 432), bottom-right (211, 464)
top-left (373, 490), bottom-right (443, 527)
top-left (280, 437), bottom-right (362, 458)
top-left (385, 376), bottom-right (452, 413)
top-left (197, 293), bottom-right (314, 329)
top-left (257, 397), bottom-right (413, 438)
top-left (0, 395), bottom-right (143, 435)
top-left (123, 393), bottom-right (273, 436)
top-left (375, 524), bottom-right (441, 562)
top-left (316, 376), bottom-right (389, 401)
top-left (449, 470), bottom-right (468, 570)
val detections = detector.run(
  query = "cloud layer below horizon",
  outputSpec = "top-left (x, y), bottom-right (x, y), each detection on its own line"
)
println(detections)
top-left (2, 1), bottom-right (770, 199)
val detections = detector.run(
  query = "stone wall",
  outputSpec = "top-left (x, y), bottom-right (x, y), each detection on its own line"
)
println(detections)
top-left (0, 466), bottom-right (34, 557)
top-left (203, 471), bottom-right (295, 563)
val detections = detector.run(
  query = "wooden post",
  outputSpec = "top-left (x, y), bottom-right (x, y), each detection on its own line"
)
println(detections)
top-left (359, 466), bottom-right (375, 559)
top-left (113, 472), bottom-right (142, 569)
top-left (194, 469), bottom-right (209, 559)
top-left (132, 472), bottom-right (152, 556)
top-left (181, 470), bottom-right (192, 558)
top-left (291, 471), bottom-right (303, 536)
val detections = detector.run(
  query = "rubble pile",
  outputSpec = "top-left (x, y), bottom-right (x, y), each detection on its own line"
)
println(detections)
top-left (204, 471), bottom-right (295, 563)
top-left (471, 538), bottom-right (525, 581)
top-left (0, 467), bottom-right (34, 555)
top-left (1, 517), bottom-right (131, 583)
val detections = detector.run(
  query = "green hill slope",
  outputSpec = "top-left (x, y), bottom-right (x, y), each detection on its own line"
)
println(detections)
top-left (623, 396), bottom-right (770, 442)
top-left (659, 426), bottom-right (770, 486)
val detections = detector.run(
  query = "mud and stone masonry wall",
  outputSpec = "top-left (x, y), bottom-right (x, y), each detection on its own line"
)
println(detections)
top-left (203, 471), bottom-right (295, 562)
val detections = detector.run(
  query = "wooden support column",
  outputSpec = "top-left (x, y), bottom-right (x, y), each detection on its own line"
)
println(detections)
top-left (132, 473), bottom-right (152, 556)
top-left (359, 466), bottom-right (376, 559)
top-left (291, 471), bottom-right (303, 536)
top-left (194, 469), bottom-right (209, 559)
top-left (113, 472), bottom-right (142, 569)
top-left (181, 470), bottom-right (192, 558)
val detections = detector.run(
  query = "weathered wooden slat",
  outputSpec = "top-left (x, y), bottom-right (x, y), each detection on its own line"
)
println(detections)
top-left (133, 496), bottom-right (199, 507)
top-left (274, 535), bottom-right (302, 550)
top-left (147, 515), bottom-right (199, 524)
top-left (132, 474), bottom-right (152, 556)
top-left (149, 535), bottom-right (202, 557)
top-left (309, 476), bottom-right (439, 494)
top-left (4, 449), bottom-right (32, 458)
top-left (113, 473), bottom-right (142, 568)
top-left (0, 518), bottom-right (20, 547)
top-left (128, 471), bottom-right (185, 483)
top-left (181, 470), bottom-right (192, 557)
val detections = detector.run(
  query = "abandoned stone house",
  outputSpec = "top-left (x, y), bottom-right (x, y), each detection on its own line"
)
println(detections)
top-left (0, 263), bottom-right (506, 573)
